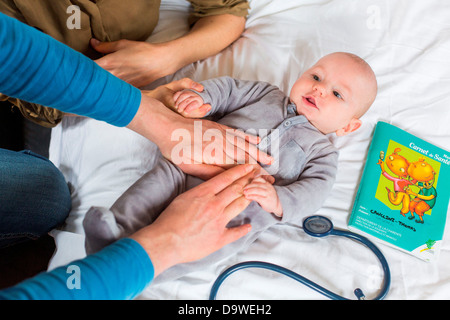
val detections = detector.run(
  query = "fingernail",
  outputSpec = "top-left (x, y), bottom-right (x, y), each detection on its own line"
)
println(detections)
top-left (193, 84), bottom-right (203, 91)
top-left (244, 164), bottom-right (254, 172)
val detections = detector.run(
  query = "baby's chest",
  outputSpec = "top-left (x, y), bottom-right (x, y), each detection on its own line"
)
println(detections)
top-left (259, 134), bottom-right (308, 184)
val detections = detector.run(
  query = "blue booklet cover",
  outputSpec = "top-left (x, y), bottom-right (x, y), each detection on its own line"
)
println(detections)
top-left (349, 121), bottom-right (450, 262)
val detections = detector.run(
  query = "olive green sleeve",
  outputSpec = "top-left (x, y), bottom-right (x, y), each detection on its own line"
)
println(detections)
top-left (187, 0), bottom-right (250, 25)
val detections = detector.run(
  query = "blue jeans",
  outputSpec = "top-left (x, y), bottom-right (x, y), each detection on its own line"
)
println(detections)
top-left (0, 148), bottom-right (71, 248)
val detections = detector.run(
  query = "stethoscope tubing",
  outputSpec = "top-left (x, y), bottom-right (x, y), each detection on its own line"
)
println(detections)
top-left (329, 229), bottom-right (391, 300)
top-left (209, 261), bottom-right (355, 300)
top-left (209, 226), bottom-right (391, 300)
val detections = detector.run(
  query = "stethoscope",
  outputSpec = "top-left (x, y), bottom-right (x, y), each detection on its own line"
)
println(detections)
top-left (209, 215), bottom-right (391, 300)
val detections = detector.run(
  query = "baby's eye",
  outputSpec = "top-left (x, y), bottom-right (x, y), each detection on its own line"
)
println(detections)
top-left (333, 91), bottom-right (342, 99)
top-left (312, 74), bottom-right (320, 81)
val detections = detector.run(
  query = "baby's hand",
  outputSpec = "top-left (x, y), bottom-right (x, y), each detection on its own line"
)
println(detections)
top-left (173, 90), bottom-right (211, 118)
top-left (243, 176), bottom-right (282, 217)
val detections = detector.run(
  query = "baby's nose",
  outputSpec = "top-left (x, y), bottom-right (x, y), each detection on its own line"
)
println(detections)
top-left (313, 83), bottom-right (326, 96)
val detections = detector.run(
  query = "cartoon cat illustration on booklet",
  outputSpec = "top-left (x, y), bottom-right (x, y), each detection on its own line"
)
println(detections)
top-left (377, 147), bottom-right (437, 224)
top-left (406, 157), bottom-right (437, 224)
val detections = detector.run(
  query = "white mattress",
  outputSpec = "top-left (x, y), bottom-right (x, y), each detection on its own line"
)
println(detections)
top-left (48, 0), bottom-right (450, 300)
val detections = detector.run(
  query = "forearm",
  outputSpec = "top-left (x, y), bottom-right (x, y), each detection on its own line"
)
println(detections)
top-left (126, 94), bottom-right (190, 158)
top-left (0, 13), bottom-right (140, 127)
top-left (412, 193), bottom-right (434, 200)
top-left (90, 12), bottom-right (245, 88)
top-left (0, 12), bottom-right (188, 153)
top-left (0, 239), bottom-right (153, 300)
top-left (161, 14), bottom-right (245, 73)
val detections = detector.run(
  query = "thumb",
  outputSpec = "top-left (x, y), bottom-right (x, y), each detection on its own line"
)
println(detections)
top-left (166, 78), bottom-right (204, 93)
top-left (90, 38), bottom-right (124, 54)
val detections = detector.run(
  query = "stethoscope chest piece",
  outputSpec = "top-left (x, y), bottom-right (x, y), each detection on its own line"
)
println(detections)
top-left (303, 215), bottom-right (333, 237)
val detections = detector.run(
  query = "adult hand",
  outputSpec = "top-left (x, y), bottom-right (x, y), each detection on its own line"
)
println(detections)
top-left (144, 80), bottom-right (275, 180)
top-left (166, 116), bottom-right (274, 179)
top-left (90, 14), bottom-right (246, 89)
top-left (91, 39), bottom-right (180, 88)
top-left (130, 164), bottom-right (257, 276)
top-left (142, 78), bottom-right (205, 112)
top-left (127, 93), bottom-right (273, 179)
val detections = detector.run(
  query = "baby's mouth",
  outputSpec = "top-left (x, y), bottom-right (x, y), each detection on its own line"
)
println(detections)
top-left (302, 96), bottom-right (317, 108)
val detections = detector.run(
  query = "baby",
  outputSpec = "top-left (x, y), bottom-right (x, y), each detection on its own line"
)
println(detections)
top-left (84, 52), bottom-right (377, 283)
top-left (173, 52), bottom-right (377, 217)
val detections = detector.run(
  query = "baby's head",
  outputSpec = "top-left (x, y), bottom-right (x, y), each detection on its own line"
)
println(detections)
top-left (290, 52), bottom-right (377, 136)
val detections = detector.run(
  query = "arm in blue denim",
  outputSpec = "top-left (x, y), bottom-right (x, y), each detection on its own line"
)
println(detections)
top-left (0, 13), bottom-right (140, 127)
top-left (0, 238), bottom-right (154, 300)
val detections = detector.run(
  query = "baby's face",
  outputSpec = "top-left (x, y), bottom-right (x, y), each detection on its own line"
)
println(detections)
top-left (290, 53), bottom-right (375, 136)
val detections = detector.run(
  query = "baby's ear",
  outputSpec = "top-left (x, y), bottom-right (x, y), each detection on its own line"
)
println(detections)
top-left (335, 118), bottom-right (362, 136)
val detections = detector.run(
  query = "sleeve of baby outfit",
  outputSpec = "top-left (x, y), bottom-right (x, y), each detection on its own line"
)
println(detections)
top-left (275, 146), bottom-right (339, 224)
top-left (0, 238), bottom-right (154, 300)
top-left (187, 0), bottom-right (250, 25)
top-left (0, 12), bottom-right (141, 127)
top-left (197, 76), bottom-right (280, 119)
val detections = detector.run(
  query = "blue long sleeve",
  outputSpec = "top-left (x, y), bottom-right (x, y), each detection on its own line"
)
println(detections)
top-left (0, 14), bottom-right (154, 299)
top-left (0, 238), bottom-right (154, 300)
top-left (0, 12), bottom-right (140, 127)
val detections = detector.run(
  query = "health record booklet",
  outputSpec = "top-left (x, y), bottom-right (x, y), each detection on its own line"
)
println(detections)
top-left (348, 121), bottom-right (450, 262)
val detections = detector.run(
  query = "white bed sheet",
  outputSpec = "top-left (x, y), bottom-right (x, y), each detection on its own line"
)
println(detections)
top-left (48, 0), bottom-right (450, 300)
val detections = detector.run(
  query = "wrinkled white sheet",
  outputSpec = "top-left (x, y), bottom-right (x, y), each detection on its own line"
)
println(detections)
top-left (49, 0), bottom-right (450, 299)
